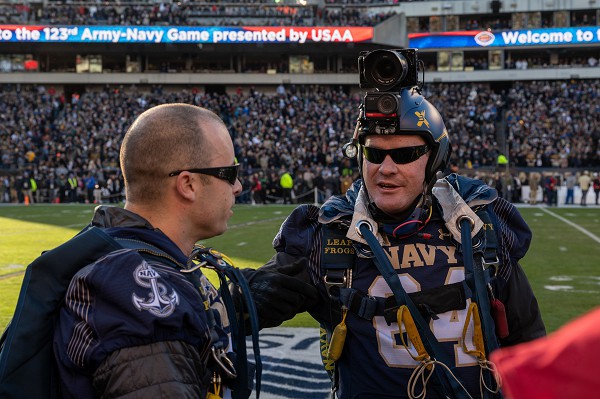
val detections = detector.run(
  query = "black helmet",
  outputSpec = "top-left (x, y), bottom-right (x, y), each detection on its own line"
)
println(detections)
top-left (357, 87), bottom-right (451, 184)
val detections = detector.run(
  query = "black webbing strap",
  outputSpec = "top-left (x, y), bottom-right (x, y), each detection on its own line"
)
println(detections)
top-left (320, 225), bottom-right (355, 396)
top-left (188, 245), bottom-right (262, 399)
top-left (321, 225), bottom-right (355, 299)
top-left (357, 221), bottom-right (473, 399)
top-left (458, 218), bottom-right (501, 399)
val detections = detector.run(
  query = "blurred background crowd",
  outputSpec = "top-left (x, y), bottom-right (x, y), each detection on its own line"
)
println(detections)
top-left (0, 0), bottom-right (596, 30)
top-left (1, 81), bottom-right (599, 205)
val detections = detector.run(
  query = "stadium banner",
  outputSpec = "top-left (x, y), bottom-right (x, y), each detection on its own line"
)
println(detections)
top-left (0, 25), bottom-right (373, 44)
top-left (409, 26), bottom-right (600, 49)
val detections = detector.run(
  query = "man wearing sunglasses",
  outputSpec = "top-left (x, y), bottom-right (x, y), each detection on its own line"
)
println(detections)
top-left (50, 104), bottom-right (318, 399)
top-left (250, 84), bottom-right (545, 398)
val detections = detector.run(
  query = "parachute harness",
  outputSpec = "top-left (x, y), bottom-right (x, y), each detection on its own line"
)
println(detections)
top-left (186, 244), bottom-right (262, 399)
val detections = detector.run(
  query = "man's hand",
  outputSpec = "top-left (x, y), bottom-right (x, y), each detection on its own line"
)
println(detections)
top-left (234, 254), bottom-right (319, 329)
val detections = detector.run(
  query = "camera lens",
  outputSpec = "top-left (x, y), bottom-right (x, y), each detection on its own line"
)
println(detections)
top-left (373, 57), bottom-right (400, 83)
top-left (376, 94), bottom-right (398, 115)
top-left (363, 50), bottom-right (409, 91)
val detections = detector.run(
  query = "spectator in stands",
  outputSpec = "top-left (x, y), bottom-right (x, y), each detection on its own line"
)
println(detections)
top-left (280, 168), bottom-right (294, 204)
top-left (564, 172), bottom-right (576, 205)
top-left (21, 2), bottom-right (393, 27)
top-left (593, 172), bottom-right (600, 205)
top-left (543, 172), bottom-right (557, 206)
top-left (578, 170), bottom-right (592, 206)
top-left (251, 171), bottom-right (264, 205)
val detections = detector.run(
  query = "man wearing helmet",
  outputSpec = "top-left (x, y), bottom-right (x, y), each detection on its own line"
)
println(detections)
top-left (248, 50), bottom-right (545, 398)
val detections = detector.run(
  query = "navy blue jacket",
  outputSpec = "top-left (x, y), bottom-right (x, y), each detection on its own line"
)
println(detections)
top-left (53, 206), bottom-right (230, 399)
top-left (273, 176), bottom-right (545, 399)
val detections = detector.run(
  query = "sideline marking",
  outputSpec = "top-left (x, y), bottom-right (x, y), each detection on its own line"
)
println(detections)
top-left (544, 285), bottom-right (599, 294)
top-left (545, 275), bottom-right (600, 293)
top-left (538, 207), bottom-right (600, 244)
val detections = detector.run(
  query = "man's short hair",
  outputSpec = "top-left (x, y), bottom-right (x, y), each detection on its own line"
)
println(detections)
top-left (120, 103), bottom-right (226, 203)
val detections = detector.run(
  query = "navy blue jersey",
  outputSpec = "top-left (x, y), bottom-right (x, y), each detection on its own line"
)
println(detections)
top-left (337, 220), bottom-right (481, 398)
top-left (273, 177), bottom-right (545, 399)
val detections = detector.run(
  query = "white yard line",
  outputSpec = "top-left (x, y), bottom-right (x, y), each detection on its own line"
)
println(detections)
top-left (538, 207), bottom-right (600, 244)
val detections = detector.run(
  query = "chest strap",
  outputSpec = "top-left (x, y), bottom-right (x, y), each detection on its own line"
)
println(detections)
top-left (321, 225), bottom-right (355, 299)
top-left (339, 280), bottom-right (474, 322)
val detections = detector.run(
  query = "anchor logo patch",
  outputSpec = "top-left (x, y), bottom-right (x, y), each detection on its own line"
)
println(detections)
top-left (132, 262), bottom-right (179, 317)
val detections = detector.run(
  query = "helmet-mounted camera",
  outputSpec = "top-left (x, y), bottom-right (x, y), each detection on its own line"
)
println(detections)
top-left (358, 49), bottom-right (422, 122)
top-left (343, 48), bottom-right (424, 160)
top-left (359, 48), bottom-right (420, 92)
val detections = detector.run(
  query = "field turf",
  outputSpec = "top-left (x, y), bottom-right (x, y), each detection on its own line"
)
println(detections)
top-left (1, 203), bottom-right (599, 334)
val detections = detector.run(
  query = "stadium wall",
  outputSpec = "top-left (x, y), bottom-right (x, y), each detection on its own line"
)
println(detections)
top-left (1, 66), bottom-right (597, 85)
top-left (370, 0), bottom-right (596, 16)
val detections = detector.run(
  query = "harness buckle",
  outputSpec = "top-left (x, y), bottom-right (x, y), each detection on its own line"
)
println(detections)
top-left (211, 347), bottom-right (237, 380)
top-left (324, 271), bottom-right (347, 297)
top-left (484, 256), bottom-right (500, 277)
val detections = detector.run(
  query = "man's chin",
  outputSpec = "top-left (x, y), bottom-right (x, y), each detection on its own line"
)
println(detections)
top-left (213, 224), bottom-right (228, 237)
top-left (375, 203), bottom-right (407, 216)
top-left (373, 196), bottom-right (412, 216)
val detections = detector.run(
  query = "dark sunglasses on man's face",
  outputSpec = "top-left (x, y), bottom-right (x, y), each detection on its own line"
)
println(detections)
top-left (362, 144), bottom-right (429, 165)
top-left (168, 164), bottom-right (240, 185)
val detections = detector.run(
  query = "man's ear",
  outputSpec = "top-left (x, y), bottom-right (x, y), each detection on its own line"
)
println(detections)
top-left (174, 172), bottom-right (197, 201)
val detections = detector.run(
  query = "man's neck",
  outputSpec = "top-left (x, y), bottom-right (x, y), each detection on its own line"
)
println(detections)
top-left (124, 202), bottom-right (195, 256)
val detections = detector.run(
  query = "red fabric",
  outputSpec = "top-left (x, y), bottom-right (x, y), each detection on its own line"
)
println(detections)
top-left (491, 298), bottom-right (509, 339)
top-left (490, 307), bottom-right (600, 399)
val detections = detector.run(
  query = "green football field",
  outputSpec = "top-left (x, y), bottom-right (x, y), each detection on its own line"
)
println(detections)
top-left (1, 203), bottom-right (599, 334)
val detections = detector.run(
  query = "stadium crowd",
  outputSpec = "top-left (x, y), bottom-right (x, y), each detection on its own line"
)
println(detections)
top-left (1, 1), bottom-right (596, 29)
top-left (1, 81), bottom-right (599, 205)
top-left (1, 2), bottom-right (395, 27)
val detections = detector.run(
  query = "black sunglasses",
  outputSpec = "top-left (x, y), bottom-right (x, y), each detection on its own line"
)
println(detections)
top-left (168, 164), bottom-right (240, 185)
top-left (362, 144), bottom-right (429, 165)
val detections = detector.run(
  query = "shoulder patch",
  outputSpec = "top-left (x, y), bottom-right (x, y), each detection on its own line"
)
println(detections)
top-left (132, 262), bottom-right (180, 317)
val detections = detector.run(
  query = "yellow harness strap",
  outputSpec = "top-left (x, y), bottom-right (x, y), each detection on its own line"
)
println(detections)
top-left (397, 305), bottom-right (430, 362)
top-left (206, 373), bottom-right (223, 399)
top-left (461, 302), bottom-right (486, 360)
top-left (320, 328), bottom-right (336, 372)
